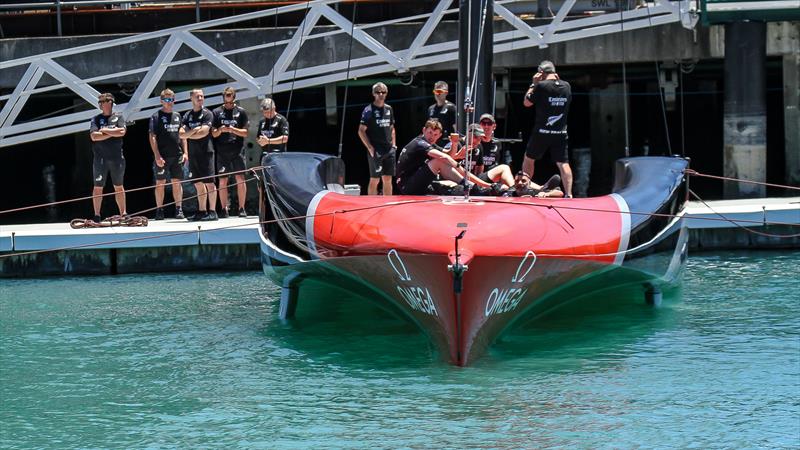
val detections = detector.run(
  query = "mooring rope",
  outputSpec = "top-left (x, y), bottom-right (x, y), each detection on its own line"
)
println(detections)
top-left (0, 197), bottom-right (445, 260)
top-left (689, 189), bottom-right (800, 239)
top-left (684, 169), bottom-right (800, 191)
top-left (2, 189), bottom-right (798, 261)
top-left (0, 166), bottom-right (264, 217)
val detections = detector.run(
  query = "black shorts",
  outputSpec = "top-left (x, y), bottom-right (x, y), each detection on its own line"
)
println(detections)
top-left (398, 165), bottom-right (436, 195)
top-left (368, 151), bottom-right (396, 178)
top-left (216, 150), bottom-right (246, 176)
top-left (153, 156), bottom-right (184, 181)
top-left (189, 149), bottom-right (215, 184)
top-left (525, 134), bottom-right (569, 163)
top-left (92, 153), bottom-right (125, 187)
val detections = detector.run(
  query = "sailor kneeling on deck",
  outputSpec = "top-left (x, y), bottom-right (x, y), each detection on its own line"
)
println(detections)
top-left (396, 120), bottom-right (493, 195)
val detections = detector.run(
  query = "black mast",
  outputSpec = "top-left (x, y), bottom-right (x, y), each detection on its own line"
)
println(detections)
top-left (457, 0), bottom-right (493, 132)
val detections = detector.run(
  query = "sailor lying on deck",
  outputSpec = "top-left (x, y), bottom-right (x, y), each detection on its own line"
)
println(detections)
top-left (504, 171), bottom-right (564, 198)
top-left (396, 119), bottom-right (493, 195)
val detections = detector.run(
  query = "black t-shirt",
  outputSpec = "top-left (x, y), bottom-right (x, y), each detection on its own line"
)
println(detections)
top-left (427, 100), bottom-right (457, 141)
top-left (182, 108), bottom-right (214, 154)
top-left (526, 79), bottom-right (571, 135)
top-left (478, 139), bottom-right (504, 170)
top-left (397, 136), bottom-right (438, 180)
top-left (149, 110), bottom-right (182, 158)
top-left (359, 103), bottom-right (395, 155)
top-left (90, 113), bottom-right (126, 157)
top-left (212, 105), bottom-right (249, 152)
top-left (444, 140), bottom-right (481, 173)
top-left (258, 114), bottom-right (290, 153)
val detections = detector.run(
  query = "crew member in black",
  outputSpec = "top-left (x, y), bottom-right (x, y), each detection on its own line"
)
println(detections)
top-left (148, 88), bottom-right (185, 220)
top-left (256, 98), bottom-right (289, 155)
top-left (523, 60), bottom-right (574, 198)
top-left (427, 80), bottom-right (457, 146)
top-left (180, 88), bottom-right (218, 221)
top-left (396, 120), bottom-right (492, 195)
top-left (211, 87), bottom-right (249, 218)
top-left (444, 123), bottom-right (484, 175)
top-left (357, 82), bottom-right (396, 195)
top-left (89, 92), bottom-right (127, 222)
top-left (475, 113), bottom-right (516, 188)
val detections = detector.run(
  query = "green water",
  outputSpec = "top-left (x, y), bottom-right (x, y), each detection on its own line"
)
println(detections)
top-left (1, 252), bottom-right (798, 448)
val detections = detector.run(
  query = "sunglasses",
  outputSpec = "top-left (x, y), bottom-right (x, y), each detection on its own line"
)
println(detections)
top-left (224, 94), bottom-right (235, 98)
top-left (261, 107), bottom-right (273, 111)
top-left (480, 120), bottom-right (494, 125)
top-left (98, 99), bottom-right (112, 104)
top-left (161, 97), bottom-right (175, 103)
top-left (374, 91), bottom-right (388, 95)
top-left (433, 89), bottom-right (447, 94)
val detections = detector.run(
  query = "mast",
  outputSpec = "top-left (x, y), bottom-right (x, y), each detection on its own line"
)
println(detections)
top-left (457, 0), bottom-right (493, 132)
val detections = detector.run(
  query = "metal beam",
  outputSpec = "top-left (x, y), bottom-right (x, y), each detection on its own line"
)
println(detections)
top-left (0, 0), bottom-right (698, 148)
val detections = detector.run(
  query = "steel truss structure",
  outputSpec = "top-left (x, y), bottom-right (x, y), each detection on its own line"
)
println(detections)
top-left (0, 0), bottom-right (698, 148)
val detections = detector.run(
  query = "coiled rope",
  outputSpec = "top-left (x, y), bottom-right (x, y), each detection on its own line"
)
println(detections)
top-left (70, 214), bottom-right (149, 229)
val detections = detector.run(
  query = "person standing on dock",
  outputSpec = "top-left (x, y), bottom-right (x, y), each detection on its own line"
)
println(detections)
top-left (256, 98), bottom-right (289, 155)
top-left (427, 81), bottom-right (457, 146)
top-left (211, 87), bottom-right (249, 218)
top-left (357, 82), bottom-right (396, 196)
top-left (522, 60), bottom-right (574, 198)
top-left (148, 89), bottom-right (185, 220)
top-left (180, 89), bottom-right (218, 221)
top-left (88, 92), bottom-right (127, 222)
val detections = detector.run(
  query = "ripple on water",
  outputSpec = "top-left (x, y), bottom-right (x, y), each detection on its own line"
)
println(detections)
top-left (1, 253), bottom-right (798, 448)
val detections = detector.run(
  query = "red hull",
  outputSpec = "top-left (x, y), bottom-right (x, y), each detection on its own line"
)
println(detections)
top-left (258, 154), bottom-right (689, 365)
top-left (307, 194), bottom-right (628, 264)
top-left (266, 192), bottom-right (638, 365)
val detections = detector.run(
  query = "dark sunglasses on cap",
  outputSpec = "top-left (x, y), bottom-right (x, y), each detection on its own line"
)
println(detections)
top-left (261, 107), bottom-right (273, 111)
top-left (161, 97), bottom-right (175, 103)
top-left (480, 120), bottom-right (494, 125)
top-left (98, 99), bottom-right (112, 104)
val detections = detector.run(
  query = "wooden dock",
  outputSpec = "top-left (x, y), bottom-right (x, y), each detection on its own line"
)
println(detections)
top-left (1, 197), bottom-right (798, 277)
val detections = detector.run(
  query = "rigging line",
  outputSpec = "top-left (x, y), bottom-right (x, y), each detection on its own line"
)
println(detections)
top-left (655, 62), bottom-right (673, 155)
top-left (285, 0), bottom-right (312, 120)
top-left (679, 59), bottom-right (686, 156)
top-left (463, 0), bottom-right (490, 185)
top-left (0, 197), bottom-right (445, 260)
top-left (540, 213), bottom-right (686, 258)
top-left (643, 0), bottom-right (672, 155)
top-left (689, 189), bottom-right (800, 239)
top-left (337, 0), bottom-right (358, 158)
top-left (619, 0), bottom-right (630, 156)
top-left (269, 4), bottom-right (279, 96)
top-left (0, 166), bottom-right (264, 216)
top-left (475, 197), bottom-right (800, 228)
top-left (684, 169), bottom-right (800, 191)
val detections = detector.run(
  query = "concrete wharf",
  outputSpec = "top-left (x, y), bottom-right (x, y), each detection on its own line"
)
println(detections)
top-left (1, 198), bottom-right (798, 277)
